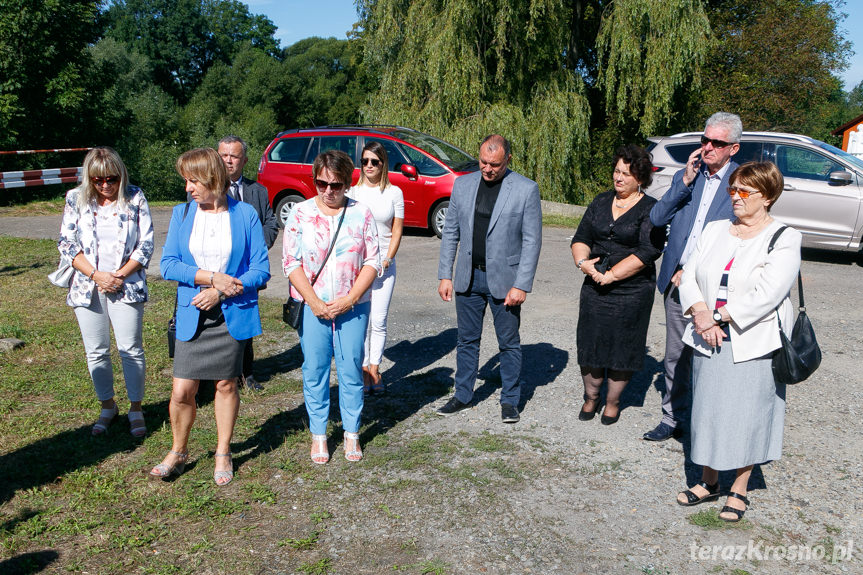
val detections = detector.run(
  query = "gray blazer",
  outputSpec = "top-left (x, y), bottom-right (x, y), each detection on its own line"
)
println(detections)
top-left (438, 170), bottom-right (542, 299)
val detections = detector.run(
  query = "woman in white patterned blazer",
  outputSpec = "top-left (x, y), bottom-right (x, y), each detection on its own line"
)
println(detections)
top-left (57, 147), bottom-right (154, 438)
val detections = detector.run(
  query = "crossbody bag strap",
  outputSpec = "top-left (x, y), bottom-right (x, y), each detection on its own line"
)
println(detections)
top-left (309, 199), bottom-right (348, 288)
top-left (766, 224), bottom-right (805, 325)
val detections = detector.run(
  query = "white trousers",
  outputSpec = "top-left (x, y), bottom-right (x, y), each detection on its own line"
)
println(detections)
top-left (363, 261), bottom-right (396, 366)
top-left (73, 290), bottom-right (146, 402)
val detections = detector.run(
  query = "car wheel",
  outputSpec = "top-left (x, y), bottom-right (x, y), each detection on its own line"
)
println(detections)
top-left (275, 194), bottom-right (305, 228)
top-left (430, 200), bottom-right (449, 239)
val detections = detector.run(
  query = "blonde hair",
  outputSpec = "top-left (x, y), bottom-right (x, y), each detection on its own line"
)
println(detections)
top-left (75, 147), bottom-right (130, 211)
top-left (176, 148), bottom-right (229, 197)
top-left (357, 141), bottom-right (390, 190)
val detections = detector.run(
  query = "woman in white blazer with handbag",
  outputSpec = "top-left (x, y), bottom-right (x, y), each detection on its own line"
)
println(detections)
top-left (675, 162), bottom-right (801, 522)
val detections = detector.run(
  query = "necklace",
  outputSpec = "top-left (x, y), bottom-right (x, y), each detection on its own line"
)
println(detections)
top-left (615, 192), bottom-right (642, 209)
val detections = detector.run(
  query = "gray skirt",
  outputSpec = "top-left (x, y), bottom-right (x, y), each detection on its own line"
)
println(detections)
top-left (690, 344), bottom-right (786, 470)
top-left (173, 306), bottom-right (245, 380)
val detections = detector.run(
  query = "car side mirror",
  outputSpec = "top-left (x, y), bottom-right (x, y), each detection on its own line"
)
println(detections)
top-left (400, 164), bottom-right (418, 181)
top-left (828, 171), bottom-right (853, 185)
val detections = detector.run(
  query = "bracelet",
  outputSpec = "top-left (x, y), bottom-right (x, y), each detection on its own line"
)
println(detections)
top-left (576, 258), bottom-right (586, 269)
top-left (89, 269), bottom-right (96, 280)
top-left (209, 271), bottom-right (215, 287)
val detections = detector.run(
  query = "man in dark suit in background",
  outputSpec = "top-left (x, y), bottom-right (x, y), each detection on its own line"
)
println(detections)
top-left (644, 112), bottom-right (741, 441)
top-left (218, 135), bottom-right (279, 391)
top-left (436, 134), bottom-right (542, 423)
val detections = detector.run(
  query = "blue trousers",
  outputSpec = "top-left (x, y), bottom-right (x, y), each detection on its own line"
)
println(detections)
top-left (298, 302), bottom-right (370, 435)
top-left (454, 268), bottom-right (522, 406)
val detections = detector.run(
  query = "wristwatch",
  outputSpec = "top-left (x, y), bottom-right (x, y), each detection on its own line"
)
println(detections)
top-left (577, 258), bottom-right (586, 269)
top-left (712, 310), bottom-right (725, 325)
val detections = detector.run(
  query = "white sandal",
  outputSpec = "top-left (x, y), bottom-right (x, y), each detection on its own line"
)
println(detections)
top-left (343, 431), bottom-right (362, 462)
top-left (310, 434), bottom-right (329, 465)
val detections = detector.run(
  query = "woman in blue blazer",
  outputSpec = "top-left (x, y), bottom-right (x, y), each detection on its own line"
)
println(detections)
top-left (150, 148), bottom-right (270, 486)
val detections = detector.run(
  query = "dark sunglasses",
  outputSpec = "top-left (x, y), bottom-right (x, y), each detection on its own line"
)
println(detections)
top-left (700, 135), bottom-right (734, 148)
top-left (91, 176), bottom-right (120, 186)
top-left (727, 187), bottom-right (762, 199)
top-left (361, 158), bottom-right (382, 167)
top-left (314, 179), bottom-right (345, 192)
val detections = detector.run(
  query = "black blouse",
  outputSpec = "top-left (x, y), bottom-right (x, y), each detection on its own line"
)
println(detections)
top-left (571, 191), bottom-right (665, 284)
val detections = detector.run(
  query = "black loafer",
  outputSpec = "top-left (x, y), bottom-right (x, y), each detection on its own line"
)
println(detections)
top-left (642, 422), bottom-right (683, 442)
top-left (677, 481), bottom-right (720, 506)
top-left (501, 403), bottom-right (520, 423)
top-left (436, 396), bottom-right (470, 416)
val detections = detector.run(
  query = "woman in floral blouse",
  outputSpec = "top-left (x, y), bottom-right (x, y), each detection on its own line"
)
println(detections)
top-left (283, 150), bottom-right (381, 464)
top-left (57, 146), bottom-right (154, 437)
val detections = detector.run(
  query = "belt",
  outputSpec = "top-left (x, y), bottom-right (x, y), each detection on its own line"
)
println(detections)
top-left (473, 263), bottom-right (486, 271)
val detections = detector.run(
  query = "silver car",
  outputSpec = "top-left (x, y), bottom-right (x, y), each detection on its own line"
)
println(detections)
top-left (645, 132), bottom-right (863, 253)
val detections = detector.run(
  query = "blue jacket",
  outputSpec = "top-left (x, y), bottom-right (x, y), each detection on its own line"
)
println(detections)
top-left (650, 163), bottom-right (737, 293)
top-left (160, 198), bottom-right (271, 342)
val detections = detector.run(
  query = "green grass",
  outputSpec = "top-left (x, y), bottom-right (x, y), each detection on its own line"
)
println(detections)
top-left (542, 213), bottom-right (582, 229)
top-left (687, 509), bottom-right (752, 530)
top-left (1, 235), bottom-right (569, 572)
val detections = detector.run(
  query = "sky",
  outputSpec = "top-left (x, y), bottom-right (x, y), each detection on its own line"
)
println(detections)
top-left (246, 0), bottom-right (863, 91)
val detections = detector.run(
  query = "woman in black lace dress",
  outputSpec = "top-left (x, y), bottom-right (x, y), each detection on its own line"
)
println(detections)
top-left (570, 145), bottom-right (665, 425)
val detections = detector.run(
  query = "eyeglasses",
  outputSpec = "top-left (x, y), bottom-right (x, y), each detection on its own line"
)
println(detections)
top-left (91, 176), bottom-right (120, 186)
top-left (361, 158), bottom-right (382, 167)
top-left (314, 179), bottom-right (345, 192)
top-left (727, 187), bottom-right (762, 199)
top-left (700, 135), bottom-right (734, 148)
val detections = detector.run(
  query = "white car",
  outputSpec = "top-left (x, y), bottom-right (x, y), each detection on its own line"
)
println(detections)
top-left (645, 131), bottom-right (863, 253)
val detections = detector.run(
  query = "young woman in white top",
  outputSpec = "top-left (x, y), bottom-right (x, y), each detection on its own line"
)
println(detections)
top-left (348, 141), bottom-right (405, 395)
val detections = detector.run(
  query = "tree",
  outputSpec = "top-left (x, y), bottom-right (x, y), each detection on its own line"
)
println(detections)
top-left (281, 37), bottom-right (370, 128)
top-left (697, 0), bottom-right (851, 138)
top-left (0, 1), bottom-right (99, 160)
top-left (357, 0), bottom-right (711, 203)
top-left (101, 0), bottom-right (279, 101)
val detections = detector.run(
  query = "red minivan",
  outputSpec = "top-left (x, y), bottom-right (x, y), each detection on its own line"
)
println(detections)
top-left (257, 125), bottom-right (479, 237)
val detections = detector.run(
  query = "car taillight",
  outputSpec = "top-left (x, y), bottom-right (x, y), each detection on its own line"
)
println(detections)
top-left (258, 154), bottom-right (267, 174)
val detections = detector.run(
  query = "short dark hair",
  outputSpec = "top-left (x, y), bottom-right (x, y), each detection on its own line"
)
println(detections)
top-left (729, 161), bottom-right (784, 211)
top-left (480, 134), bottom-right (511, 157)
top-left (613, 144), bottom-right (654, 188)
top-left (312, 150), bottom-right (354, 186)
top-left (218, 135), bottom-right (248, 158)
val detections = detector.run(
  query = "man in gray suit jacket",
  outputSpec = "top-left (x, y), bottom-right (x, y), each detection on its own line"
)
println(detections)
top-left (218, 135), bottom-right (279, 391)
top-left (436, 134), bottom-right (542, 423)
top-left (643, 112), bottom-right (740, 441)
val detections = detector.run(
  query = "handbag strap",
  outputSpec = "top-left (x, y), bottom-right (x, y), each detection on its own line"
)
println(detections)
top-left (308, 199), bottom-right (348, 288)
top-left (767, 225), bottom-right (805, 328)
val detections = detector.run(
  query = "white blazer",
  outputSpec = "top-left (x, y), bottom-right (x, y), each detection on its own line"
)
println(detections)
top-left (679, 219), bottom-right (802, 362)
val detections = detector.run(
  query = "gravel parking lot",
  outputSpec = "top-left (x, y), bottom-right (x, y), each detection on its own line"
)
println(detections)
top-left (2, 207), bottom-right (861, 574)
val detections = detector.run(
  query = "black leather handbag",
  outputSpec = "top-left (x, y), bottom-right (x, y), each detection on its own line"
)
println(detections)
top-left (283, 201), bottom-right (347, 330)
top-left (768, 227), bottom-right (822, 385)
top-left (167, 202), bottom-right (191, 358)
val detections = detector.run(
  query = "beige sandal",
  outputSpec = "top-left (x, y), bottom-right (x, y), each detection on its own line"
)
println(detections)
top-left (149, 450), bottom-right (188, 480)
top-left (213, 453), bottom-right (234, 486)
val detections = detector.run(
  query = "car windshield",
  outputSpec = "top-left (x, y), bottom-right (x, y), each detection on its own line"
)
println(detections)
top-left (391, 130), bottom-right (476, 170)
top-left (814, 140), bottom-right (863, 173)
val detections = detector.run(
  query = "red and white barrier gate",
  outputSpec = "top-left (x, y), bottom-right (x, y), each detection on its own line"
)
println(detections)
top-left (0, 147), bottom-right (91, 189)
